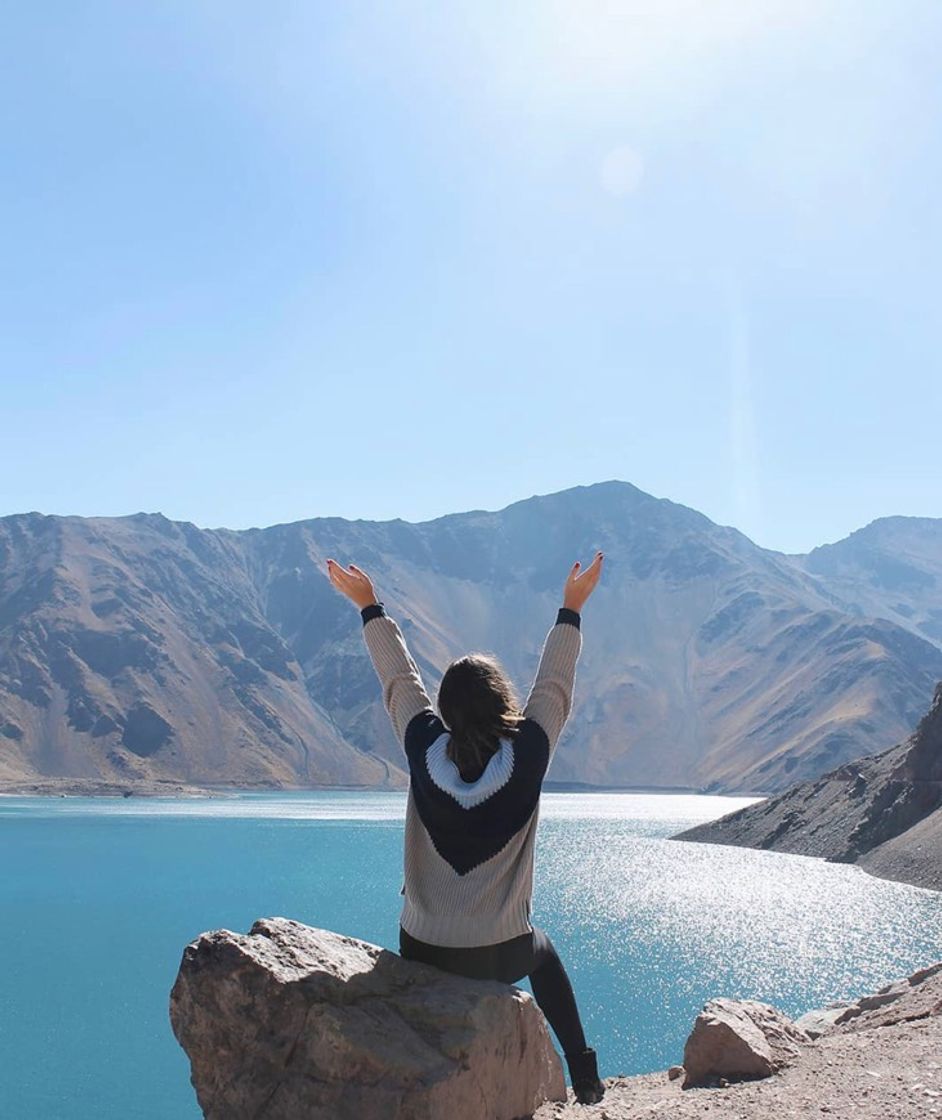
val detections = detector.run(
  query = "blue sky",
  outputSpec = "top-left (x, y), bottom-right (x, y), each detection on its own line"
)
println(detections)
top-left (2, 1), bottom-right (939, 554)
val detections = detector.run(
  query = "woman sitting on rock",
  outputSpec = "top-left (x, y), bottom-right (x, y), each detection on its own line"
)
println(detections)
top-left (327, 551), bottom-right (606, 1106)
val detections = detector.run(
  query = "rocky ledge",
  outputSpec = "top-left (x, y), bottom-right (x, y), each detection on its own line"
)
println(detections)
top-left (535, 962), bottom-right (942, 1119)
top-left (674, 680), bottom-right (942, 891)
top-left (170, 917), bottom-right (942, 1120)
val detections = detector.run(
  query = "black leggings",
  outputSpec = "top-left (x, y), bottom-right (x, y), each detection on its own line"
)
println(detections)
top-left (399, 925), bottom-right (588, 1058)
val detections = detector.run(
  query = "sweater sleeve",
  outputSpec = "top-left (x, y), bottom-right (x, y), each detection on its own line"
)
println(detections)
top-left (360, 603), bottom-right (434, 746)
top-left (523, 607), bottom-right (582, 756)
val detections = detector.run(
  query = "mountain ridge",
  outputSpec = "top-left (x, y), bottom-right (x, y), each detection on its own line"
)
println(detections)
top-left (1, 480), bottom-right (940, 794)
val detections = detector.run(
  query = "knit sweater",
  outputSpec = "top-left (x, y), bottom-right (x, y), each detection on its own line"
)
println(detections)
top-left (360, 601), bottom-right (582, 948)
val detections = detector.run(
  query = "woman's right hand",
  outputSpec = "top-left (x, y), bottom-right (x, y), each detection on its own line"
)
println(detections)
top-left (326, 559), bottom-right (379, 610)
top-left (563, 551), bottom-right (604, 612)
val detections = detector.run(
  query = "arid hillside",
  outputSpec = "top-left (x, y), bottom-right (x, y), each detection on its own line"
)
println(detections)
top-left (2, 481), bottom-right (941, 793)
top-left (676, 681), bottom-right (942, 889)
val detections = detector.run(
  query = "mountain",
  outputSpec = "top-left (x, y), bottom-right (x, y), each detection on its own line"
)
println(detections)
top-left (0, 512), bottom-right (395, 790)
top-left (1, 481), bottom-right (941, 793)
top-left (672, 681), bottom-right (942, 891)
top-left (791, 516), bottom-right (942, 652)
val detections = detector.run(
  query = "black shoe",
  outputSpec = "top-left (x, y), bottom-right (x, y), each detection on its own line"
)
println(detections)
top-left (566, 1047), bottom-right (605, 1105)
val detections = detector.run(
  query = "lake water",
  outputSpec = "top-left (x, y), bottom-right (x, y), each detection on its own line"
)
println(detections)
top-left (2, 791), bottom-right (941, 1119)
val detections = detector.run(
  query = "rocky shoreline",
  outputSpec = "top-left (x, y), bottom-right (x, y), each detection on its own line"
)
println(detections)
top-left (0, 778), bottom-right (396, 798)
top-left (534, 1012), bottom-right (942, 1118)
top-left (539, 962), bottom-right (942, 1117)
top-left (0, 777), bottom-right (236, 798)
top-left (675, 681), bottom-right (942, 893)
top-left (169, 917), bottom-right (942, 1120)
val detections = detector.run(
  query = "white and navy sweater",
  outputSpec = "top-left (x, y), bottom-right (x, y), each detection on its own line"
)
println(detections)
top-left (360, 601), bottom-right (582, 948)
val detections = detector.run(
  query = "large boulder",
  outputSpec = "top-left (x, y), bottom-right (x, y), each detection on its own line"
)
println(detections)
top-left (169, 916), bottom-right (566, 1120)
top-left (681, 999), bottom-right (810, 1089)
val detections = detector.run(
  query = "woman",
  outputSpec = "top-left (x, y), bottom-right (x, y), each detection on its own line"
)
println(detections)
top-left (326, 551), bottom-right (606, 1106)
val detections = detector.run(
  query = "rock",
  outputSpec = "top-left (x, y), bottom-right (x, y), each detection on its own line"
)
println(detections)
top-left (794, 1005), bottom-right (851, 1039)
top-left (841, 979), bottom-right (910, 1015)
top-left (795, 962), bottom-right (942, 1043)
top-left (902, 681), bottom-right (942, 784)
top-left (121, 701), bottom-right (173, 756)
top-left (169, 916), bottom-right (566, 1120)
top-left (667, 1064), bottom-right (684, 1080)
top-left (830, 961), bottom-right (942, 1032)
top-left (682, 999), bottom-right (810, 1089)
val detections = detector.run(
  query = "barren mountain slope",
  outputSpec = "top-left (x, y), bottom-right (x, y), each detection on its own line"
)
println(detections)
top-left (792, 515), bottom-right (942, 651)
top-left (236, 483), bottom-right (942, 791)
top-left (675, 682), bottom-right (942, 889)
top-left (0, 512), bottom-right (400, 788)
top-left (2, 482), bottom-right (941, 793)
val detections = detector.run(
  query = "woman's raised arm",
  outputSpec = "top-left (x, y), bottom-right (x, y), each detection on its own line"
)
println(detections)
top-left (326, 559), bottom-right (433, 746)
top-left (523, 552), bottom-right (603, 756)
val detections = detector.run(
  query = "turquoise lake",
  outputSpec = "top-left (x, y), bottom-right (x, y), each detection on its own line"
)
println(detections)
top-left (2, 790), bottom-right (941, 1119)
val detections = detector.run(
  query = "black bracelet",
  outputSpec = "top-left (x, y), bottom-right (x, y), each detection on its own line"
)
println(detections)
top-left (556, 606), bottom-right (581, 629)
top-left (360, 601), bottom-right (386, 625)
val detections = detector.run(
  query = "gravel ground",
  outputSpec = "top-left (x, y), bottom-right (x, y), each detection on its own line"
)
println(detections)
top-left (534, 1016), bottom-right (942, 1120)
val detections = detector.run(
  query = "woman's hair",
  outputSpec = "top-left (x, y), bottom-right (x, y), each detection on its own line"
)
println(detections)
top-left (437, 653), bottom-right (525, 780)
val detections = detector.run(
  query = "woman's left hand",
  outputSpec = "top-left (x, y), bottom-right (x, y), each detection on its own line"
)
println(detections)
top-left (326, 559), bottom-right (379, 609)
